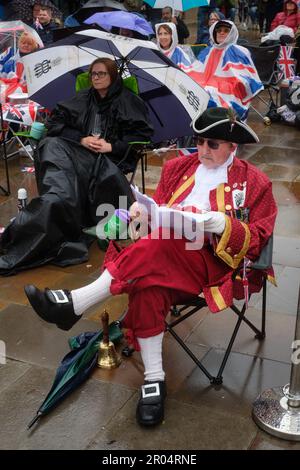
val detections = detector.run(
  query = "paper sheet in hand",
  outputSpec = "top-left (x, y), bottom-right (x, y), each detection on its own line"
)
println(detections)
top-left (131, 186), bottom-right (211, 235)
top-left (131, 185), bottom-right (157, 213)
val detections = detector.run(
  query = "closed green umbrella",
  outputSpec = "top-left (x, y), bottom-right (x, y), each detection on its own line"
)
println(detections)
top-left (27, 321), bottom-right (123, 429)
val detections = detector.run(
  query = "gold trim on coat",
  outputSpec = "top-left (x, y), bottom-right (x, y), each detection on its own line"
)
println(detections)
top-left (167, 174), bottom-right (195, 207)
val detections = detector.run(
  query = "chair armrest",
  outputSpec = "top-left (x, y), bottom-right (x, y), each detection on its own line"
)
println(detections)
top-left (128, 141), bottom-right (151, 146)
top-left (13, 131), bottom-right (31, 138)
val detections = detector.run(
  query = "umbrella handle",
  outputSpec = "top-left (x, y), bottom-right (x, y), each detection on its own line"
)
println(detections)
top-left (101, 309), bottom-right (109, 344)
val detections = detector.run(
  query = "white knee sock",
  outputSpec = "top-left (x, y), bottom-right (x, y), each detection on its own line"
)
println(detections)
top-left (71, 269), bottom-right (114, 316)
top-left (137, 332), bottom-right (165, 382)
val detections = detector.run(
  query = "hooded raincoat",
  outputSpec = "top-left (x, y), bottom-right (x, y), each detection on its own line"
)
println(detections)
top-left (155, 22), bottom-right (195, 74)
top-left (188, 21), bottom-right (263, 120)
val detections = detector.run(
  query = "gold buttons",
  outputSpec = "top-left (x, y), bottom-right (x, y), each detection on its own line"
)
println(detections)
top-left (224, 186), bottom-right (231, 192)
top-left (233, 254), bottom-right (239, 258)
top-left (225, 204), bottom-right (232, 211)
top-left (183, 175), bottom-right (188, 181)
top-left (226, 247), bottom-right (232, 254)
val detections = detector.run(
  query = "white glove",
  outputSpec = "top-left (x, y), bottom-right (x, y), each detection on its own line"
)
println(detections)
top-left (204, 211), bottom-right (226, 235)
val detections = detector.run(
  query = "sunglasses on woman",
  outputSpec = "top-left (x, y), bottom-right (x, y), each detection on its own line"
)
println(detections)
top-left (195, 137), bottom-right (225, 150)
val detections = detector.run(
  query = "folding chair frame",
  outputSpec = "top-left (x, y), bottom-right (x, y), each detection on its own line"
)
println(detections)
top-left (250, 75), bottom-right (281, 125)
top-left (0, 103), bottom-right (10, 195)
top-left (166, 275), bottom-right (267, 385)
top-left (121, 142), bottom-right (150, 194)
top-left (165, 233), bottom-right (273, 385)
top-left (246, 44), bottom-right (281, 124)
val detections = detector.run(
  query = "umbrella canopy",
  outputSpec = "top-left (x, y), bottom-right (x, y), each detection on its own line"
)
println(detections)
top-left (84, 11), bottom-right (154, 37)
top-left (143, 0), bottom-right (210, 12)
top-left (27, 322), bottom-right (123, 428)
top-left (74, 0), bottom-right (128, 23)
top-left (22, 29), bottom-right (209, 143)
top-left (0, 20), bottom-right (44, 50)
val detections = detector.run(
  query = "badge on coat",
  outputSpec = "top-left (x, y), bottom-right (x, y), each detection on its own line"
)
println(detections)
top-left (232, 186), bottom-right (246, 209)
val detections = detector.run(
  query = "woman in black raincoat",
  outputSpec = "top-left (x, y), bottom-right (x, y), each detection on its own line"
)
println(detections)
top-left (46, 57), bottom-right (152, 172)
top-left (0, 58), bottom-right (153, 275)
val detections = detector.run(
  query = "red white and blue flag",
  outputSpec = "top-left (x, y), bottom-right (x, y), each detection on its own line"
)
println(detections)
top-left (165, 47), bottom-right (195, 75)
top-left (177, 147), bottom-right (198, 157)
top-left (187, 45), bottom-right (263, 120)
top-left (277, 46), bottom-right (296, 80)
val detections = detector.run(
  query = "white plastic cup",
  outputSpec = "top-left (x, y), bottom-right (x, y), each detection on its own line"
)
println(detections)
top-left (17, 188), bottom-right (27, 211)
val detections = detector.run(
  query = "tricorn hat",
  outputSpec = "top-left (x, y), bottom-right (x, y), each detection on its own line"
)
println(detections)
top-left (192, 107), bottom-right (259, 144)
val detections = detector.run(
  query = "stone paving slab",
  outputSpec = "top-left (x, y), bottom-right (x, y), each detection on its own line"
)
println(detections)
top-left (272, 182), bottom-right (300, 206)
top-left (0, 359), bottom-right (31, 393)
top-left (171, 350), bottom-right (290, 418)
top-left (249, 147), bottom-right (300, 166)
top-left (275, 205), bottom-right (300, 238)
top-left (260, 266), bottom-right (300, 315)
top-left (273, 236), bottom-right (300, 268)
top-left (0, 366), bottom-right (134, 450)
top-left (87, 394), bottom-right (258, 450)
top-left (187, 307), bottom-right (295, 364)
top-left (250, 430), bottom-right (300, 450)
top-left (0, 304), bottom-right (102, 369)
top-left (0, 268), bottom-right (70, 306)
top-left (0, 299), bottom-right (8, 311)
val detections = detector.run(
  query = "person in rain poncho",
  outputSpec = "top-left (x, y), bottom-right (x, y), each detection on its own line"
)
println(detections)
top-left (0, 32), bottom-right (40, 80)
top-left (188, 20), bottom-right (263, 121)
top-left (155, 22), bottom-right (195, 74)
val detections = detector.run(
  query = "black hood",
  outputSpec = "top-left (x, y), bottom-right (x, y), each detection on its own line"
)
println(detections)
top-left (92, 75), bottom-right (124, 112)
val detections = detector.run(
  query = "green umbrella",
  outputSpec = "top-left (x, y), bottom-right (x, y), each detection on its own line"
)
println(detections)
top-left (27, 321), bottom-right (123, 429)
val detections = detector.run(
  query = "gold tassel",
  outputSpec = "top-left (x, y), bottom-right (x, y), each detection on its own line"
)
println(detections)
top-left (227, 108), bottom-right (237, 132)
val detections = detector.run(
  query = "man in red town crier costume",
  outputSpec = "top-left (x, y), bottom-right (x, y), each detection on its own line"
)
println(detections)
top-left (24, 107), bottom-right (277, 427)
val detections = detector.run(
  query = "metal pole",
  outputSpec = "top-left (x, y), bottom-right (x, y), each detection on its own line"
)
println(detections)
top-left (252, 285), bottom-right (300, 440)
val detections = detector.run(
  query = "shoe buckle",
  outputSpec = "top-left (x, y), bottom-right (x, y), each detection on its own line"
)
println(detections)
top-left (51, 290), bottom-right (70, 304)
top-left (142, 383), bottom-right (160, 399)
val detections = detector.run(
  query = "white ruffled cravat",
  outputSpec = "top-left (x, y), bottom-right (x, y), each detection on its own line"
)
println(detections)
top-left (181, 152), bottom-right (234, 211)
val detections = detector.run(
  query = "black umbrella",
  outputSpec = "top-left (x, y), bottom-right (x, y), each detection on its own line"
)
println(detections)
top-left (74, 0), bottom-right (128, 23)
top-left (22, 29), bottom-right (209, 142)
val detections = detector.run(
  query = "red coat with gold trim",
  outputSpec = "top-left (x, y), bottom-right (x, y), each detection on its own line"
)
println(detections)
top-left (153, 154), bottom-right (277, 312)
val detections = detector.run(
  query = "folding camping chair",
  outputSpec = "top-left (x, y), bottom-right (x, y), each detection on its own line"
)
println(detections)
top-left (245, 44), bottom-right (281, 125)
top-left (122, 235), bottom-right (273, 383)
top-left (165, 235), bottom-right (274, 385)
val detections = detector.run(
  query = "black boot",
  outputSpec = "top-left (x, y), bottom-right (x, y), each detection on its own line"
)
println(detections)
top-left (136, 381), bottom-right (166, 426)
top-left (24, 285), bottom-right (81, 331)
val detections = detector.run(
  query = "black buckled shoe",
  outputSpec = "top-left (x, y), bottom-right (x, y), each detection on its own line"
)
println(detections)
top-left (24, 285), bottom-right (81, 331)
top-left (136, 381), bottom-right (166, 427)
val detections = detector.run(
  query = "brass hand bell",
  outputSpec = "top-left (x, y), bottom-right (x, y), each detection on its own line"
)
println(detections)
top-left (97, 309), bottom-right (122, 369)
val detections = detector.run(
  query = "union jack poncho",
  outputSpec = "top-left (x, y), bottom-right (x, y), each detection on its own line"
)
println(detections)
top-left (155, 22), bottom-right (195, 74)
top-left (187, 21), bottom-right (263, 121)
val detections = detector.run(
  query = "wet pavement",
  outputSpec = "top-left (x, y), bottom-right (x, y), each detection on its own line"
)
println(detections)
top-left (0, 19), bottom-right (300, 450)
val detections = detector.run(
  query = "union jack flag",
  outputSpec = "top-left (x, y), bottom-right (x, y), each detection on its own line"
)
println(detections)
top-left (187, 45), bottom-right (264, 121)
top-left (177, 148), bottom-right (198, 157)
top-left (277, 46), bottom-right (296, 80)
